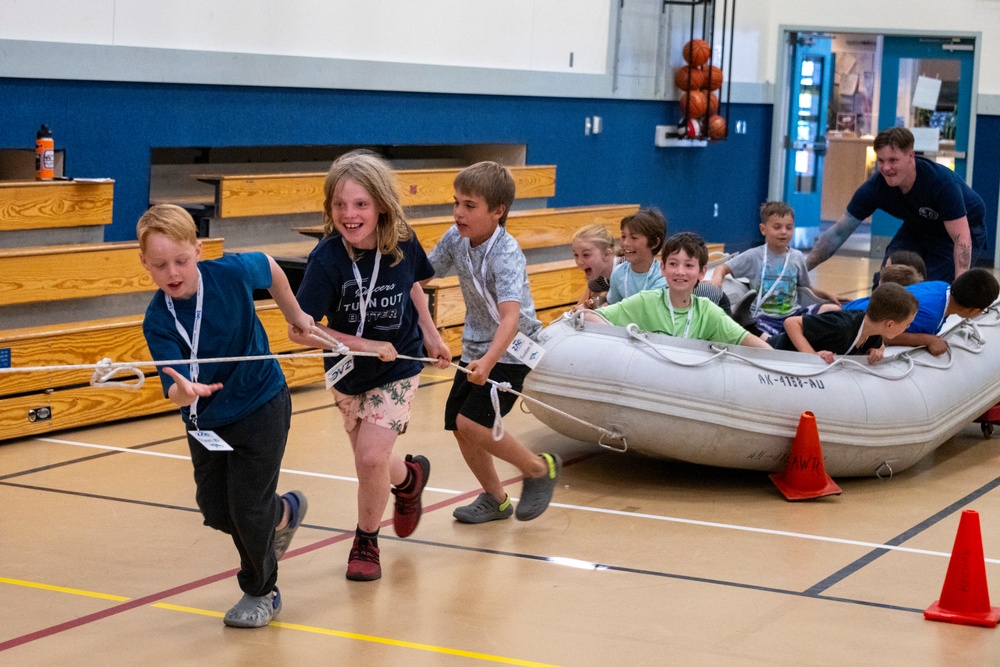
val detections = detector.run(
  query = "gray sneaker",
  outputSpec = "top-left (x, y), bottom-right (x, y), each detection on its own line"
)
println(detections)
top-left (274, 491), bottom-right (308, 560)
top-left (223, 587), bottom-right (281, 628)
top-left (515, 453), bottom-right (562, 521)
top-left (453, 493), bottom-right (514, 524)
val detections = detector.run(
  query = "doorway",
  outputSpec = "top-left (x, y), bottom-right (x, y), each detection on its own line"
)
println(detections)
top-left (772, 29), bottom-right (980, 260)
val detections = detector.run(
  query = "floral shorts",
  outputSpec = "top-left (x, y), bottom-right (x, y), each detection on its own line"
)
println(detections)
top-left (332, 376), bottom-right (420, 434)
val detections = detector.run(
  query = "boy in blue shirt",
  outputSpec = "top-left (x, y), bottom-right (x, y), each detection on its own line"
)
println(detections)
top-left (139, 204), bottom-right (314, 628)
top-left (843, 268), bottom-right (998, 355)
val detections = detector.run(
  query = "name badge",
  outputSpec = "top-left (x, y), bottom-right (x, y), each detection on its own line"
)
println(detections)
top-left (507, 332), bottom-right (545, 369)
top-left (189, 430), bottom-right (234, 452)
top-left (325, 355), bottom-right (355, 390)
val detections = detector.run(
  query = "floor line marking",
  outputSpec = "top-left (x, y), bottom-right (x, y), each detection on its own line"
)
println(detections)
top-left (18, 439), bottom-right (1000, 563)
top-left (0, 578), bottom-right (557, 665)
top-left (32, 438), bottom-right (464, 494)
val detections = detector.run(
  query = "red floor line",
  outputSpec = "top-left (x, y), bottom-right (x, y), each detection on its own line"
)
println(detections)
top-left (0, 455), bottom-right (591, 652)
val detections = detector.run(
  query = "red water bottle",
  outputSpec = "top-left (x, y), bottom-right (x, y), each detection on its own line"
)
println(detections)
top-left (35, 124), bottom-right (54, 180)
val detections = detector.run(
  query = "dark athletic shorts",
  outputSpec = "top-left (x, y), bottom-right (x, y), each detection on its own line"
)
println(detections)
top-left (444, 361), bottom-right (531, 430)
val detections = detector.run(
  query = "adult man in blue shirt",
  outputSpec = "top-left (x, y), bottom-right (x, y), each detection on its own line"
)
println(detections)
top-left (807, 127), bottom-right (986, 284)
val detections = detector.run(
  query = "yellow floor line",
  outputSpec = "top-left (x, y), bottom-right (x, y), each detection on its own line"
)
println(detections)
top-left (3, 577), bottom-right (559, 666)
top-left (0, 577), bottom-right (129, 602)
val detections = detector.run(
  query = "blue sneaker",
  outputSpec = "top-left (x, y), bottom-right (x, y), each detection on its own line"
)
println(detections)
top-left (274, 491), bottom-right (308, 560)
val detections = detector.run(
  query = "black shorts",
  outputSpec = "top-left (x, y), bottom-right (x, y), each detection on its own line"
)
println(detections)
top-left (444, 361), bottom-right (531, 430)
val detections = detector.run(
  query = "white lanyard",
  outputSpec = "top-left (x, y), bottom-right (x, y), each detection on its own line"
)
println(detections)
top-left (937, 288), bottom-right (951, 332)
top-left (665, 289), bottom-right (694, 339)
top-left (465, 225), bottom-right (504, 324)
top-left (848, 320), bottom-right (866, 354)
top-left (624, 260), bottom-right (659, 298)
top-left (348, 243), bottom-right (382, 337)
top-left (753, 247), bottom-right (791, 316)
top-left (165, 269), bottom-right (204, 425)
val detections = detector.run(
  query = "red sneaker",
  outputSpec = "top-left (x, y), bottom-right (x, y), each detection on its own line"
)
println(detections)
top-left (346, 536), bottom-right (381, 581)
top-left (391, 454), bottom-right (430, 538)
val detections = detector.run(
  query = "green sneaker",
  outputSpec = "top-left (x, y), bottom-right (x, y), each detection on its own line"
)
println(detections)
top-left (515, 453), bottom-right (561, 521)
top-left (453, 493), bottom-right (513, 524)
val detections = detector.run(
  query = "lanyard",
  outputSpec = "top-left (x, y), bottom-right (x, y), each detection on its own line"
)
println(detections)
top-left (937, 288), bottom-right (951, 332)
top-left (665, 289), bottom-right (694, 339)
top-left (348, 242), bottom-right (382, 337)
top-left (848, 320), bottom-right (866, 354)
top-left (753, 247), bottom-right (791, 316)
top-left (165, 269), bottom-right (204, 426)
top-left (623, 260), bottom-right (659, 298)
top-left (465, 225), bottom-right (504, 324)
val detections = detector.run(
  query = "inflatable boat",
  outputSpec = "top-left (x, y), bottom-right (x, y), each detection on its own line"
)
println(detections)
top-left (522, 306), bottom-right (1000, 477)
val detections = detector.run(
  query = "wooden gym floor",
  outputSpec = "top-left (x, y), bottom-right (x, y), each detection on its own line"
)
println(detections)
top-left (3, 255), bottom-right (1000, 665)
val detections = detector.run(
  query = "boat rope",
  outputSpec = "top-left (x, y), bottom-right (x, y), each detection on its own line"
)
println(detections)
top-left (0, 325), bottom-right (625, 447)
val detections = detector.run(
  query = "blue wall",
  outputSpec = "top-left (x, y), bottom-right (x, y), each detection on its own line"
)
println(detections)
top-left (973, 114), bottom-right (1000, 265)
top-left (1, 77), bottom-right (773, 250)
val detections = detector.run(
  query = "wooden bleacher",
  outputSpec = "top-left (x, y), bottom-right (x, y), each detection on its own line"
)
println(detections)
top-left (197, 165), bottom-right (556, 219)
top-left (0, 179), bottom-right (327, 440)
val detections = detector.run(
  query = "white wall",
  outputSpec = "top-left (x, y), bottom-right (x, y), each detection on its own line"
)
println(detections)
top-left (0, 0), bottom-right (610, 75)
top-left (731, 0), bottom-right (998, 94)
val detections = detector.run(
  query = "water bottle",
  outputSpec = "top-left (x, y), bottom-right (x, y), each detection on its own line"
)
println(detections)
top-left (35, 124), bottom-right (54, 180)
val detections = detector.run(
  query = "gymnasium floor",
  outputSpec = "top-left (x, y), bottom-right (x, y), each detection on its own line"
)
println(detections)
top-left (4, 255), bottom-right (1000, 665)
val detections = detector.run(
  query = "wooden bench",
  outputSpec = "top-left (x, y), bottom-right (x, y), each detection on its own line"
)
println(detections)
top-left (425, 259), bottom-right (585, 354)
top-left (0, 233), bottom-right (329, 440)
top-left (296, 204), bottom-right (641, 251)
top-left (0, 239), bottom-right (222, 308)
top-left (198, 165), bottom-right (556, 219)
top-left (0, 179), bottom-right (114, 232)
top-left (0, 300), bottom-right (326, 441)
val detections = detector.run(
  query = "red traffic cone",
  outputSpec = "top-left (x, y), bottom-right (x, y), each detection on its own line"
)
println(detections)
top-left (924, 510), bottom-right (1000, 628)
top-left (769, 411), bottom-right (842, 501)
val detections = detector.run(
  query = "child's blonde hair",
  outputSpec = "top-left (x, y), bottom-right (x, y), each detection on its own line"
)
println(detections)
top-left (454, 162), bottom-right (516, 225)
top-left (621, 208), bottom-right (668, 255)
top-left (323, 149), bottom-right (412, 265)
top-left (136, 204), bottom-right (198, 252)
top-left (878, 263), bottom-right (922, 287)
top-left (572, 223), bottom-right (616, 254)
top-left (759, 201), bottom-right (795, 225)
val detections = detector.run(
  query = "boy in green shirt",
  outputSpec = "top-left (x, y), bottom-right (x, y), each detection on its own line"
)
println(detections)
top-left (585, 232), bottom-right (770, 348)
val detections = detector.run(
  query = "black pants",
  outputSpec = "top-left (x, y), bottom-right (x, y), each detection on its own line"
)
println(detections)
top-left (186, 386), bottom-right (291, 596)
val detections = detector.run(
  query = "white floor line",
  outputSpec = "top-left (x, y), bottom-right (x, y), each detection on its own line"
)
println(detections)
top-left (34, 437), bottom-right (463, 494)
top-left (33, 437), bottom-right (996, 564)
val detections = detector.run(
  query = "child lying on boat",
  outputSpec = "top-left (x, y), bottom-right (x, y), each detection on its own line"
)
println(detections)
top-left (580, 232), bottom-right (770, 348)
top-left (768, 283), bottom-right (918, 364)
top-left (841, 267), bottom-right (999, 356)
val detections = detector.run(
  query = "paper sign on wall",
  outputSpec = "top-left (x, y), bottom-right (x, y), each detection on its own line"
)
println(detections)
top-left (912, 76), bottom-right (942, 111)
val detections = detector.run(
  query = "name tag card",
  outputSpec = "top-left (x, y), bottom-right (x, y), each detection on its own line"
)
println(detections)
top-left (190, 430), bottom-right (234, 452)
top-left (507, 332), bottom-right (546, 369)
top-left (325, 356), bottom-right (355, 390)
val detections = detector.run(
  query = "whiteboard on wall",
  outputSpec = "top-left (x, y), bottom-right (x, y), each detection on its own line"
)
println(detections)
top-left (0, 0), bottom-right (611, 75)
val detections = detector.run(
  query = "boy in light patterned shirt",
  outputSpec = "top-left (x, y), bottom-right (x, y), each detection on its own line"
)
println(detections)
top-left (427, 162), bottom-right (561, 525)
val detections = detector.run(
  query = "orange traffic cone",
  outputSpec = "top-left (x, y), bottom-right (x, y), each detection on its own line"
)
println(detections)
top-left (769, 411), bottom-right (842, 501)
top-left (924, 509), bottom-right (1000, 627)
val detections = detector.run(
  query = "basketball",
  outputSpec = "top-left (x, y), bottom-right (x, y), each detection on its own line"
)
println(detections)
top-left (683, 39), bottom-right (711, 67)
top-left (679, 90), bottom-right (708, 119)
top-left (702, 65), bottom-right (723, 90)
top-left (674, 65), bottom-right (705, 91)
top-left (708, 92), bottom-right (719, 114)
top-left (707, 114), bottom-right (727, 139)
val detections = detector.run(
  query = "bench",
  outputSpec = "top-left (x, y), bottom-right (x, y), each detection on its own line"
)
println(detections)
top-left (196, 165), bottom-right (556, 219)
top-left (424, 259), bottom-right (585, 354)
top-left (0, 179), bottom-right (115, 247)
top-left (0, 235), bottom-right (327, 440)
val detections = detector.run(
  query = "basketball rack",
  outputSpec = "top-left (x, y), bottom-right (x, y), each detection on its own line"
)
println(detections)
top-left (658, 0), bottom-right (736, 146)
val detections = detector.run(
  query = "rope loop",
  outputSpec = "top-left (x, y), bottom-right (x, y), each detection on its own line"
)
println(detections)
top-left (90, 358), bottom-right (145, 391)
